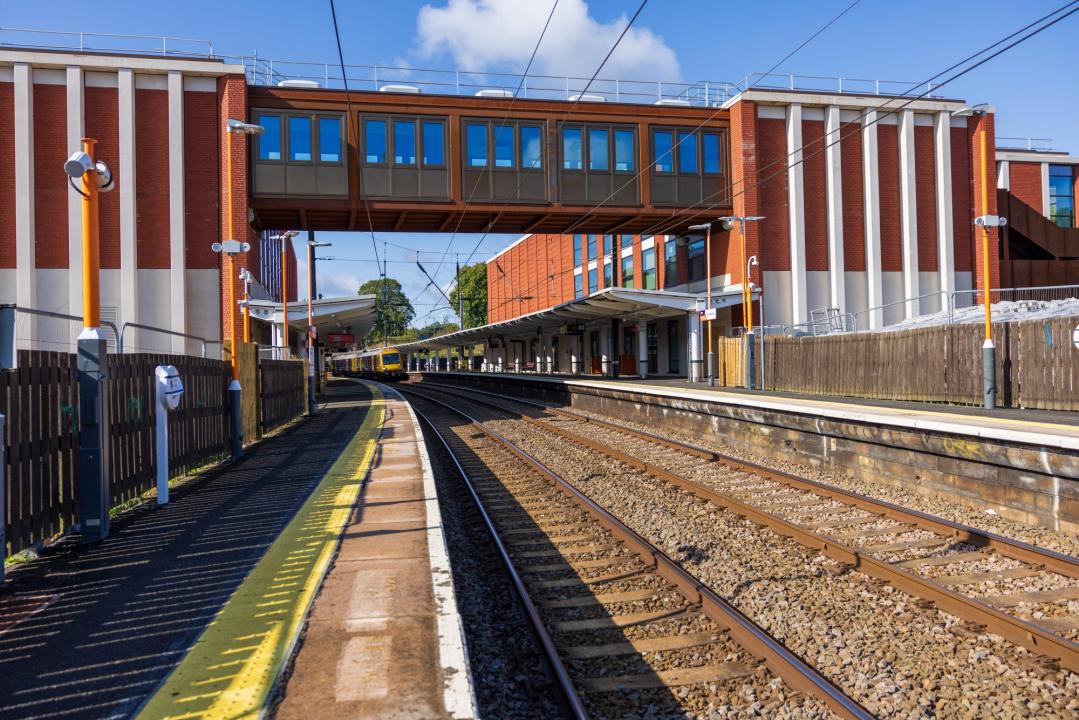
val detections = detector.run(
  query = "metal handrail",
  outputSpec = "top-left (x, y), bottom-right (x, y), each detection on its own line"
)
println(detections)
top-left (0, 27), bottom-right (214, 57)
top-left (949, 284), bottom-right (1079, 314)
top-left (2, 304), bottom-right (120, 343)
top-left (118, 322), bottom-right (218, 357)
top-left (853, 290), bottom-right (949, 328)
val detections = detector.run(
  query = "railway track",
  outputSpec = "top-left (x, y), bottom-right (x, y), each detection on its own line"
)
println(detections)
top-left (404, 387), bottom-right (871, 719)
top-left (409, 379), bottom-right (1079, 675)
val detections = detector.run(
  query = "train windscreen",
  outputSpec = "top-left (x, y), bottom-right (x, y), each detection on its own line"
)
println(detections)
top-left (382, 352), bottom-right (401, 365)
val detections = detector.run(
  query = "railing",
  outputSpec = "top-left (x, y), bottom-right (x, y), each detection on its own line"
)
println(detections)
top-left (118, 322), bottom-right (218, 358)
top-left (0, 27), bottom-right (214, 58)
top-left (950, 284), bottom-right (1079, 312)
top-left (996, 136), bottom-right (1055, 152)
top-left (852, 290), bottom-right (948, 330)
top-left (0, 305), bottom-right (120, 364)
top-left (736, 71), bottom-right (940, 98)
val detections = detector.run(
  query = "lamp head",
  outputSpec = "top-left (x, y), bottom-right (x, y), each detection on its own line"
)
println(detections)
top-left (64, 151), bottom-right (93, 178)
top-left (687, 223), bottom-right (711, 231)
top-left (226, 118), bottom-right (265, 135)
top-left (951, 103), bottom-right (989, 118)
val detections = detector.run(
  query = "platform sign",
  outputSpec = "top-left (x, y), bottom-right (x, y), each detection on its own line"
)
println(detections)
top-left (327, 333), bottom-right (354, 345)
top-left (699, 308), bottom-right (717, 321)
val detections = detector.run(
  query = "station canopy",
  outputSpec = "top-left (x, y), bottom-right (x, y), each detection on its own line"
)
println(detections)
top-left (247, 295), bottom-right (378, 339)
top-left (396, 286), bottom-right (748, 352)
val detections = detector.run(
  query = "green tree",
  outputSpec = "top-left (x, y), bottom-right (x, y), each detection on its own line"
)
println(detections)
top-left (358, 277), bottom-right (415, 343)
top-left (449, 263), bottom-right (487, 328)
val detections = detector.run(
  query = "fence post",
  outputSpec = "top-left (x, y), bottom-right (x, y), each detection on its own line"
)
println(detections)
top-left (77, 331), bottom-right (110, 542)
top-left (0, 305), bottom-right (15, 369)
top-left (0, 411), bottom-right (5, 584)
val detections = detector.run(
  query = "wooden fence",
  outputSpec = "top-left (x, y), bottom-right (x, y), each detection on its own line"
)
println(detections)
top-left (761, 316), bottom-right (1079, 410)
top-left (0, 351), bottom-right (79, 555)
top-left (259, 359), bottom-right (305, 434)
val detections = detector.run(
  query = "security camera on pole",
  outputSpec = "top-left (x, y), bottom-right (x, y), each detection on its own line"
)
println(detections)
top-left (65, 139), bottom-right (115, 542)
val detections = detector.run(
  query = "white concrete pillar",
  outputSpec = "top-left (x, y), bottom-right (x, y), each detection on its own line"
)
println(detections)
top-left (637, 323), bottom-right (647, 378)
top-left (534, 337), bottom-right (542, 372)
top-left (934, 111), bottom-right (955, 308)
top-left (118, 68), bottom-right (138, 348)
top-left (167, 71), bottom-right (186, 353)
top-left (824, 105), bottom-right (845, 313)
top-left (14, 63), bottom-right (35, 312)
top-left (1040, 162), bottom-right (1051, 218)
top-left (514, 345), bottom-right (521, 373)
top-left (688, 311), bottom-right (702, 383)
top-left (66, 66), bottom-right (85, 328)
top-left (599, 327), bottom-right (610, 375)
top-left (570, 338), bottom-right (579, 374)
top-left (862, 110), bottom-right (883, 329)
top-left (996, 159), bottom-right (1010, 190)
top-left (898, 109), bottom-right (919, 318)
top-left (786, 103), bottom-right (808, 324)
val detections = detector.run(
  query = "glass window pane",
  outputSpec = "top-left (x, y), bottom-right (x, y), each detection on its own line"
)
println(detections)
top-left (563, 128), bottom-right (583, 170)
top-left (664, 239), bottom-right (677, 282)
top-left (654, 130), bottom-right (673, 173)
top-left (288, 116), bottom-right (312, 161)
top-left (574, 273), bottom-right (583, 298)
top-left (318, 117), bottom-right (341, 162)
top-left (393, 120), bottom-right (416, 165)
top-left (587, 235), bottom-right (597, 261)
top-left (687, 237), bottom-right (705, 282)
top-left (678, 131), bottom-right (697, 174)
top-left (614, 129), bottom-right (635, 171)
top-left (589, 128), bottom-right (609, 171)
top-left (422, 121), bottom-right (445, 165)
top-left (466, 123), bottom-right (488, 167)
top-left (588, 267), bottom-right (598, 294)
top-left (621, 255), bottom-right (634, 288)
top-left (642, 248), bottom-right (656, 290)
top-left (621, 233), bottom-right (632, 248)
top-left (703, 132), bottom-right (720, 174)
top-left (364, 119), bottom-right (386, 163)
top-left (602, 234), bottom-right (613, 256)
top-left (603, 260), bottom-right (613, 287)
top-left (258, 114), bottom-right (282, 160)
top-left (521, 126), bottom-right (542, 169)
top-left (494, 124), bottom-right (515, 168)
top-left (573, 234), bottom-right (583, 266)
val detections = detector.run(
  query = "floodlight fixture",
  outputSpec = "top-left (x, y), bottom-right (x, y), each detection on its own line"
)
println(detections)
top-left (951, 103), bottom-right (989, 118)
top-left (226, 118), bottom-right (265, 135)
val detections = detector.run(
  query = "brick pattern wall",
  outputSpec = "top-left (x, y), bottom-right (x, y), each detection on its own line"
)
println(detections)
top-left (218, 75), bottom-right (252, 340)
top-left (756, 117), bottom-right (789, 272)
top-left (970, 113), bottom-right (1000, 292)
top-left (185, 91), bottom-right (220, 270)
top-left (1009, 161), bottom-right (1043, 212)
top-left (726, 101), bottom-right (761, 282)
top-left (802, 119), bottom-right (828, 271)
top-left (840, 121), bottom-right (865, 271)
top-left (877, 124), bottom-right (901, 273)
top-left (33, 84), bottom-right (67, 269)
top-left (85, 87), bottom-right (120, 269)
top-left (951, 126), bottom-right (973, 273)
top-left (134, 88), bottom-right (170, 269)
top-left (0, 82), bottom-right (14, 268)
top-left (914, 124), bottom-right (938, 272)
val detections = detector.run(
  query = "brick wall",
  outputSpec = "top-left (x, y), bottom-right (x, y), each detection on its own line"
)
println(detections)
top-left (33, 84), bottom-right (67, 269)
top-left (802, 119), bottom-right (828, 271)
top-left (135, 88), bottom-right (169, 269)
top-left (840, 121), bottom-right (865, 271)
top-left (877, 124), bottom-right (901, 272)
top-left (914, 124), bottom-right (938, 272)
top-left (756, 117), bottom-right (789, 272)
top-left (726, 101), bottom-right (761, 282)
top-left (185, 90), bottom-right (220, 270)
top-left (218, 75), bottom-right (252, 340)
top-left (1009, 161), bottom-right (1043, 212)
top-left (951, 126), bottom-right (973, 273)
top-left (0, 82), bottom-right (14, 268)
top-left (85, 87), bottom-right (120, 269)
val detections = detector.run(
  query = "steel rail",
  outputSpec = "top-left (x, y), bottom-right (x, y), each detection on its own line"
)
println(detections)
top-left (400, 385), bottom-right (874, 720)
top-left (414, 380), bottom-right (1079, 673)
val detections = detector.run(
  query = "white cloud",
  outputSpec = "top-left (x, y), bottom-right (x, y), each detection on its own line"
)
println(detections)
top-left (414, 0), bottom-right (680, 82)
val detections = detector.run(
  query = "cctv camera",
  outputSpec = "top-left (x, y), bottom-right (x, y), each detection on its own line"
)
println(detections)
top-left (64, 151), bottom-right (93, 179)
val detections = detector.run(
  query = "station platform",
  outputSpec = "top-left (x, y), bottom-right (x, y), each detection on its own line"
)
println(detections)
top-left (0, 379), bottom-right (474, 720)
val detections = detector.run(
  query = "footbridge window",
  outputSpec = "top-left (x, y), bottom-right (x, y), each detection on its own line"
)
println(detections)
top-left (650, 126), bottom-right (729, 207)
top-left (252, 110), bottom-right (347, 197)
top-left (559, 123), bottom-right (639, 205)
top-left (461, 118), bottom-right (547, 202)
top-left (360, 113), bottom-right (449, 200)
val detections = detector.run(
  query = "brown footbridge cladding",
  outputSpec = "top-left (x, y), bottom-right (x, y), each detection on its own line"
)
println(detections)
top-left (419, 373), bottom-right (1079, 534)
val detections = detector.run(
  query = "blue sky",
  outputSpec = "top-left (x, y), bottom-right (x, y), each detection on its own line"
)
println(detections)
top-left (4, 0), bottom-right (1075, 325)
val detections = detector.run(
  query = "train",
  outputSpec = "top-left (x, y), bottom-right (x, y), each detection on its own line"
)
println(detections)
top-left (331, 347), bottom-right (406, 381)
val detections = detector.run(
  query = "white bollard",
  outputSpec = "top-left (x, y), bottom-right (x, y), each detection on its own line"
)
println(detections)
top-left (154, 365), bottom-right (184, 505)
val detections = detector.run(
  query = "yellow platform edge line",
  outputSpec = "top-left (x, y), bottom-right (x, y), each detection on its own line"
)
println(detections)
top-left (135, 382), bottom-right (384, 720)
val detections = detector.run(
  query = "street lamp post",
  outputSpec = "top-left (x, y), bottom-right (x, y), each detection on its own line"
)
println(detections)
top-left (746, 255), bottom-right (760, 389)
top-left (719, 215), bottom-right (765, 389)
top-left (271, 230), bottom-right (300, 359)
top-left (239, 268), bottom-right (254, 343)
top-left (952, 104), bottom-right (1006, 409)
top-left (223, 118), bottom-right (263, 459)
top-left (688, 222), bottom-right (715, 385)
top-left (306, 232), bottom-right (332, 414)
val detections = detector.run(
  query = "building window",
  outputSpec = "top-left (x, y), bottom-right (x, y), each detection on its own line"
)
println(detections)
top-left (614, 129), bottom-right (635, 171)
top-left (621, 234), bottom-right (633, 248)
top-left (667, 320), bottom-right (679, 373)
top-left (1049, 164), bottom-right (1075, 228)
top-left (654, 130), bottom-right (674, 173)
top-left (664, 239), bottom-right (677, 286)
top-left (703, 132), bottom-right (721, 175)
top-left (318, 117), bottom-right (342, 162)
top-left (587, 235), bottom-right (597, 262)
top-left (588, 128), bottom-right (609, 171)
top-left (642, 247), bottom-right (657, 289)
top-left (574, 273), bottom-right (583, 298)
top-left (494, 124), bottom-right (515, 168)
top-left (588, 267), bottom-right (598, 294)
top-left (258, 114), bottom-right (282, 160)
top-left (687, 236), bottom-right (705, 282)
top-left (602, 234), bottom-right (613, 256)
top-left (621, 255), bottom-right (634, 287)
top-left (288, 116), bottom-right (312, 161)
top-left (422, 121), bottom-right (445, 166)
top-left (573, 234), bottom-right (583, 267)
top-left (521, 125), bottom-right (543, 169)
top-left (563, 127), bottom-right (583, 170)
top-left (364, 119), bottom-right (387, 163)
top-left (603, 259), bottom-right (613, 287)
top-left (678, 131), bottom-right (697, 174)
top-left (393, 120), bottom-right (416, 165)
top-left (466, 123), bottom-right (488, 167)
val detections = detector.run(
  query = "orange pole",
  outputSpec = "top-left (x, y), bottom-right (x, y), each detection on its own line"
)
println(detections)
top-left (281, 237), bottom-right (289, 358)
top-left (980, 120), bottom-right (992, 342)
top-left (80, 139), bottom-right (101, 329)
top-left (243, 287), bottom-right (251, 343)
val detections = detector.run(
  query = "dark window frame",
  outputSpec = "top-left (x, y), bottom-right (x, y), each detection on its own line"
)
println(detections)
top-left (421, 119), bottom-right (447, 168)
top-left (642, 246), bottom-right (657, 290)
top-left (651, 126), bottom-right (728, 177)
top-left (255, 110), bottom-right (346, 168)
